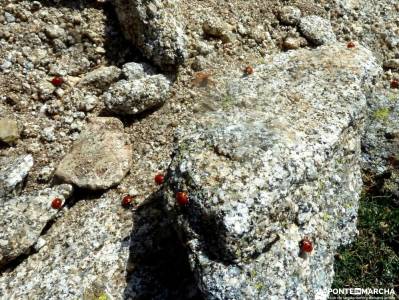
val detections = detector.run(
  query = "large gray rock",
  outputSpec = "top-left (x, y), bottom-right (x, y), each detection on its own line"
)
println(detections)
top-left (163, 44), bottom-right (381, 299)
top-left (0, 155), bottom-right (33, 200)
top-left (0, 184), bottom-right (73, 267)
top-left (55, 117), bottom-right (132, 190)
top-left (113, 0), bottom-right (187, 70)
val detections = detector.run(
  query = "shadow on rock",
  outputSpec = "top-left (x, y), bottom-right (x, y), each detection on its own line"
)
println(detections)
top-left (123, 192), bottom-right (203, 300)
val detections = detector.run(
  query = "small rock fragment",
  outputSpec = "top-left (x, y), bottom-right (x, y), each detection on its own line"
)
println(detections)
top-left (77, 95), bottom-right (98, 112)
top-left (0, 155), bottom-right (34, 200)
top-left (283, 37), bottom-right (305, 50)
top-left (41, 126), bottom-right (56, 142)
top-left (55, 117), bottom-right (132, 190)
top-left (44, 25), bottom-right (66, 39)
top-left (278, 6), bottom-right (301, 25)
top-left (37, 80), bottom-right (56, 101)
top-left (122, 62), bottom-right (155, 80)
top-left (78, 66), bottom-right (121, 91)
top-left (103, 75), bottom-right (171, 115)
top-left (203, 17), bottom-right (234, 43)
top-left (299, 15), bottom-right (336, 45)
top-left (0, 118), bottom-right (20, 144)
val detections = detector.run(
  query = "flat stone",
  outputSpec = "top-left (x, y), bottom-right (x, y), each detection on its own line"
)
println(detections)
top-left (299, 15), bottom-right (336, 45)
top-left (0, 184), bottom-right (73, 267)
top-left (55, 117), bottom-right (132, 190)
top-left (0, 118), bottom-right (20, 144)
top-left (0, 155), bottom-right (33, 200)
top-left (163, 44), bottom-right (381, 299)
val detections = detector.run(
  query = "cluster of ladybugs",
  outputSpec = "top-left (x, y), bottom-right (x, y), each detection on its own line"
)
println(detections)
top-left (120, 173), bottom-right (189, 208)
top-left (53, 41), bottom-right (385, 256)
top-left (49, 172), bottom-right (314, 253)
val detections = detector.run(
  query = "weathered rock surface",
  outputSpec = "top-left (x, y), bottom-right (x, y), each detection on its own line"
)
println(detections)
top-left (55, 117), bottom-right (132, 190)
top-left (362, 89), bottom-right (399, 198)
top-left (113, 0), bottom-right (188, 70)
top-left (103, 74), bottom-right (171, 115)
top-left (0, 191), bottom-right (131, 299)
top-left (0, 118), bottom-right (20, 144)
top-left (78, 66), bottom-right (121, 92)
top-left (122, 62), bottom-right (156, 80)
top-left (278, 6), bottom-right (301, 26)
top-left (299, 15), bottom-right (336, 46)
top-left (0, 155), bottom-right (33, 200)
top-left (0, 184), bottom-right (73, 268)
top-left (164, 44), bottom-right (380, 299)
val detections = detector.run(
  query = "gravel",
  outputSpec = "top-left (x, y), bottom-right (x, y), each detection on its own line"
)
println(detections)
top-left (0, 0), bottom-right (398, 298)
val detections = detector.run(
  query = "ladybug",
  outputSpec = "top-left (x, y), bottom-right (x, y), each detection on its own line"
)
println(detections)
top-left (347, 41), bottom-right (356, 49)
top-left (51, 76), bottom-right (64, 86)
top-left (154, 173), bottom-right (165, 185)
top-left (176, 192), bottom-right (189, 206)
top-left (51, 198), bottom-right (62, 209)
top-left (300, 238), bottom-right (313, 253)
top-left (121, 195), bottom-right (133, 208)
top-left (244, 66), bottom-right (254, 75)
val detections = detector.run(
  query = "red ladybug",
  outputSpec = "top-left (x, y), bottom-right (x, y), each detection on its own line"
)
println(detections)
top-left (300, 238), bottom-right (313, 253)
top-left (51, 198), bottom-right (62, 209)
top-left (121, 195), bottom-right (133, 208)
top-left (51, 76), bottom-right (64, 86)
top-left (244, 66), bottom-right (254, 75)
top-left (154, 173), bottom-right (165, 185)
top-left (176, 192), bottom-right (189, 206)
top-left (347, 41), bottom-right (356, 49)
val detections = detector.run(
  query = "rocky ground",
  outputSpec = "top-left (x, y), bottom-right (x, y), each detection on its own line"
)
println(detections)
top-left (0, 0), bottom-right (398, 299)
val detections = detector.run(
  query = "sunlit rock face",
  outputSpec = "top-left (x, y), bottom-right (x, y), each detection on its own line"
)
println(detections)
top-left (164, 44), bottom-right (381, 299)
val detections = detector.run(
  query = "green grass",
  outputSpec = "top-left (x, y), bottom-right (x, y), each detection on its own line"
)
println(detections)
top-left (332, 194), bottom-right (399, 292)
